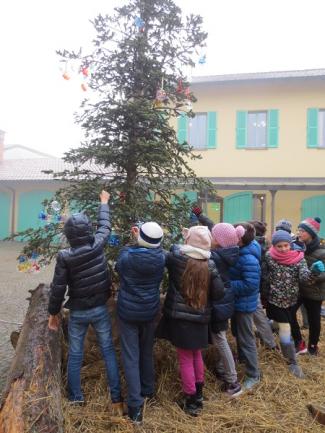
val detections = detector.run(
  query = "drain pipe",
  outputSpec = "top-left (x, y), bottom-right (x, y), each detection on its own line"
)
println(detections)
top-left (4, 185), bottom-right (16, 236)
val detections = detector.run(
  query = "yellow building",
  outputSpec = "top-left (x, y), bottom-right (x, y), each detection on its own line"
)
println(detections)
top-left (177, 69), bottom-right (325, 237)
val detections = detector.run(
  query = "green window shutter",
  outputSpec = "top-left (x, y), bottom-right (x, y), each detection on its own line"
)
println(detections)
top-left (236, 111), bottom-right (247, 148)
top-left (224, 192), bottom-right (253, 223)
top-left (307, 108), bottom-right (319, 148)
top-left (301, 195), bottom-right (325, 238)
top-left (207, 111), bottom-right (217, 148)
top-left (177, 114), bottom-right (188, 144)
top-left (267, 109), bottom-right (279, 148)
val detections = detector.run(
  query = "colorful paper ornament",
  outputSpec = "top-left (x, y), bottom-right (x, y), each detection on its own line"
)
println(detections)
top-left (134, 16), bottom-right (145, 31)
top-left (81, 67), bottom-right (89, 77)
top-left (184, 87), bottom-right (191, 97)
top-left (51, 200), bottom-right (61, 212)
top-left (17, 253), bottom-right (42, 273)
top-left (176, 79), bottom-right (184, 93)
top-left (198, 54), bottom-right (206, 65)
top-left (107, 232), bottom-right (120, 247)
top-left (38, 211), bottom-right (47, 220)
top-left (62, 72), bottom-right (71, 80)
top-left (81, 83), bottom-right (87, 92)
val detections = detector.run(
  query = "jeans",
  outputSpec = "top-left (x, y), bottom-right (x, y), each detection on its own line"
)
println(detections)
top-left (68, 305), bottom-right (121, 402)
top-left (119, 319), bottom-right (156, 408)
top-left (232, 312), bottom-right (260, 379)
top-left (291, 298), bottom-right (322, 347)
top-left (176, 348), bottom-right (204, 395)
top-left (211, 330), bottom-right (238, 384)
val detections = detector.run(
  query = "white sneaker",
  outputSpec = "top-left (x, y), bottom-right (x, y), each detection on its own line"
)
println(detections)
top-left (242, 376), bottom-right (260, 391)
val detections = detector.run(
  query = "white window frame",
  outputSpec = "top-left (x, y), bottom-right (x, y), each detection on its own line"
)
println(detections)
top-left (247, 111), bottom-right (267, 148)
top-left (188, 112), bottom-right (207, 149)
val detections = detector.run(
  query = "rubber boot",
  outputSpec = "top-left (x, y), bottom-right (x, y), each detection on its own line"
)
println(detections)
top-left (177, 394), bottom-right (199, 417)
top-left (280, 342), bottom-right (305, 379)
top-left (195, 382), bottom-right (204, 409)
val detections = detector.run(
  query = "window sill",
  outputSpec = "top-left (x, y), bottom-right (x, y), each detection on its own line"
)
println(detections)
top-left (243, 146), bottom-right (268, 150)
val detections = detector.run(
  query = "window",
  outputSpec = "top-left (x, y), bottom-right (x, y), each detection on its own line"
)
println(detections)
top-left (319, 110), bottom-right (325, 147)
top-left (247, 111), bottom-right (267, 148)
top-left (188, 113), bottom-right (207, 149)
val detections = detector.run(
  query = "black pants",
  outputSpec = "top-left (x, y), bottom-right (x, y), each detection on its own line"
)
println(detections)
top-left (291, 298), bottom-right (322, 347)
top-left (119, 319), bottom-right (156, 408)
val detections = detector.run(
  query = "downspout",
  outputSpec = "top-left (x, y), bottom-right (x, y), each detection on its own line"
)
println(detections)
top-left (4, 185), bottom-right (16, 236)
top-left (270, 189), bottom-right (277, 233)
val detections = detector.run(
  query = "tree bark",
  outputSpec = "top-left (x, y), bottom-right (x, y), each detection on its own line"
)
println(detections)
top-left (307, 404), bottom-right (325, 425)
top-left (0, 284), bottom-right (64, 433)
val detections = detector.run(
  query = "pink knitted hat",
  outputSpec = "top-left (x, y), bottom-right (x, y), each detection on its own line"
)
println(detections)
top-left (211, 223), bottom-right (245, 248)
top-left (182, 225), bottom-right (212, 251)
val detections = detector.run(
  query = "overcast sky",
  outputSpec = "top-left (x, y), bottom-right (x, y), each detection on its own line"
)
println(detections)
top-left (0, 0), bottom-right (324, 157)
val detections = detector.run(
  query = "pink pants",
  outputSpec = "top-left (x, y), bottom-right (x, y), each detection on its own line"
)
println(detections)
top-left (176, 348), bottom-right (204, 395)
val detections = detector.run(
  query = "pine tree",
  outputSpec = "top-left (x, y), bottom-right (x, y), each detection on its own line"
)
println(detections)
top-left (18, 0), bottom-right (212, 262)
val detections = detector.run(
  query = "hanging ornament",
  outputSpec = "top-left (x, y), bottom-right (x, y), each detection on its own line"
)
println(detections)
top-left (62, 72), bottom-right (70, 80)
top-left (81, 83), bottom-right (87, 92)
top-left (119, 192), bottom-right (126, 203)
top-left (134, 16), bottom-right (145, 32)
top-left (38, 211), bottom-right (48, 221)
top-left (17, 253), bottom-right (42, 273)
top-left (154, 77), bottom-right (169, 107)
top-left (198, 54), bottom-right (207, 65)
top-left (176, 79), bottom-right (184, 94)
top-left (184, 87), bottom-right (191, 98)
top-left (81, 67), bottom-right (89, 77)
top-left (107, 231), bottom-right (120, 247)
top-left (51, 200), bottom-right (61, 213)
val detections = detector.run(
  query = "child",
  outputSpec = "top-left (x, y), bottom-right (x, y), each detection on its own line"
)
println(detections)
top-left (229, 222), bottom-right (261, 391)
top-left (209, 223), bottom-right (244, 398)
top-left (291, 217), bottom-right (325, 355)
top-left (249, 220), bottom-right (277, 351)
top-left (158, 225), bottom-right (224, 416)
top-left (48, 190), bottom-right (122, 410)
top-left (262, 230), bottom-right (309, 378)
top-left (116, 222), bottom-right (165, 424)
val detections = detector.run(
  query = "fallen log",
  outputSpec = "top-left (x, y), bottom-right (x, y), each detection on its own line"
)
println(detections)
top-left (307, 403), bottom-right (325, 425)
top-left (0, 284), bottom-right (64, 433)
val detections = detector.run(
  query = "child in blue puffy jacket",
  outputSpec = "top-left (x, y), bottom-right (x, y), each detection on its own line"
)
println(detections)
top-left (229, 222), bottom-right (261, 391)
top-left (116, 222), bottom-right (165, 424)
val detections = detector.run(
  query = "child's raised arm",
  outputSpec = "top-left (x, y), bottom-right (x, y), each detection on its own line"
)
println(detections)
top-left (95, 190), bottom-right (112, 246)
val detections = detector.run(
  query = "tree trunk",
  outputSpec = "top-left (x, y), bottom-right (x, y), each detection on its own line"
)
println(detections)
top-left (0, 284), bottom-right (64, 433)
top-left (307, 404), bottom-right (325, 425)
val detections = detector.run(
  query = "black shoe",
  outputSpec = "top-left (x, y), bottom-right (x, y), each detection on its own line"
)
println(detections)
top-left (195, 382), bottom-right (204, 409)
top-left (128, 405), bottom-right (143, 424)
top-left (177, 394), bottom-right (199, 417)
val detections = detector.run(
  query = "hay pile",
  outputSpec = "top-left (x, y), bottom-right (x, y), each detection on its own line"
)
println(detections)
top-left (63, 322), bottom-right (325, 433)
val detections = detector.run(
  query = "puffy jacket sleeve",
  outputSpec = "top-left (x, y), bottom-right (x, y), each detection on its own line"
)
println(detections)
top-left (198, 214), bottom-right (214, 232)
top-left (48, 253), bottom-right (68, 315)
top-left (95, 204), bottom-right (111, 246)
top-left (298, 258), bottom-right (313, 284)
top-left (115, 247), bottom-right (128, 275)
top-left (260, 255), bottom-right (270, 299)
top-left (209, 261), bottom-right (225, 302)
top-left (231, 257), bottom-right (260, 297)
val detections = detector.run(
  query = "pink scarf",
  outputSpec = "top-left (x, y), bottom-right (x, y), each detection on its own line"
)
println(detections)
top-left (269, 246), bottom-right (304, 265)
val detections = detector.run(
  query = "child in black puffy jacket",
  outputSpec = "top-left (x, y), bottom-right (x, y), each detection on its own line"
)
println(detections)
top-left (48, 191), bottom-right (122, 410)
top-left (158, 225), bottom-right (224, 416)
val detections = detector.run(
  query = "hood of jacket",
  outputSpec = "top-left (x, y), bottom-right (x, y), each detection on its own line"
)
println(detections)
top-left (240, 240), bottom-right (261, 262)
top-left (64, 212), bottom-right (94, 247)
top-left (212, 246), bottom-right (240, 267)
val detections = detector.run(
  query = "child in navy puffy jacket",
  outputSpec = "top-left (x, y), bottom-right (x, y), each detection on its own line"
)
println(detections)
top-left (116, 222), bottom-right (165, 424)
top-left (229, 222), bottom-right (261, 391)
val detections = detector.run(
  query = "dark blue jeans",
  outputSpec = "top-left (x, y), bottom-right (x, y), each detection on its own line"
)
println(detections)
top-left (68, 305), bottom-right (121, 402)
top-left (119, 318), bottom-right (156, 408)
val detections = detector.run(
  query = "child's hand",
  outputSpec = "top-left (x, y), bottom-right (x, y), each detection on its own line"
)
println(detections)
top-left (100, 190), bottom-right (110, 204)
top-left (48, 315), bottom-right (60, 331)
top-left (311, 260), bottom-right (325, 274)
